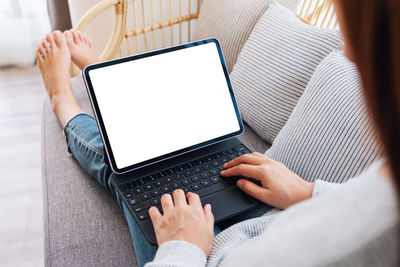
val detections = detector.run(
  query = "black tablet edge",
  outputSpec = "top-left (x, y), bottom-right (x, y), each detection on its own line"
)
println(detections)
top-left (82, 38), bottom-right (244, 174)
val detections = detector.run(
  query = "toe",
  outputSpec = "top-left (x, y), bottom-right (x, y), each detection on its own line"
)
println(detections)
top-left (36, 49), bottom-right (44, 64)
top-left (76, 30), bottom-right (83, 41)
top-left (38, 45), bottom-right (47, 57)
top-left (40, 40), bottom-right (48, 54)
top-left (71, 30), bottom-right (80, 43)
top-left (64, 30), bottom-right (73, 45)
top-left (46, 33), bottom-right (56, 48)
top-left (53, 31), bottom-right (65, 47)
top-left (81, 33), bottom-right (88, 44)
top-left (35, 49), bottom-right (41, 61)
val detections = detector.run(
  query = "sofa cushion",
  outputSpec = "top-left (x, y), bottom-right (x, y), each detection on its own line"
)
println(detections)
top-left (265, 51), bottom-right (382, 183)
top-left (192, 0), bottom-right (299, 73)
top-left (230, 3), bottom-right (343, 144)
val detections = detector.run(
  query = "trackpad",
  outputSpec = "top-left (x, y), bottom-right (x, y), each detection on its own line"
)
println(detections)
top-left (201, 187), bottom-right (256, 222)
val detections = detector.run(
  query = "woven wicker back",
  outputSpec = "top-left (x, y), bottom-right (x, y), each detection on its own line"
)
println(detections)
top-left (121, 0), bottom-right (200, 56)
top-left (72, 0), bottom-right (337, 76)
top-left (296, 0), bottom-right (338, 29)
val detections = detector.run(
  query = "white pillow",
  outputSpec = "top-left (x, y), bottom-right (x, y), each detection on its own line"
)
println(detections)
top-left (230, 3), bottom-right (343, 144)
top-left (265, 51), bottom-right (382, 183)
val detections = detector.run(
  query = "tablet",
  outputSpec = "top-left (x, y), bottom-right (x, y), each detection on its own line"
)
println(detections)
top-left (83, 39), bottom-right (243, 174)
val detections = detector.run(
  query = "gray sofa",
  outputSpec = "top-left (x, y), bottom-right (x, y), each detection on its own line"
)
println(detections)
top-left (41, 77), bottom-right (269, 266)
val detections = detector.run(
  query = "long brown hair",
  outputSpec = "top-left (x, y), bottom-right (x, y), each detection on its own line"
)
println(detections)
top-left (335, 0), bottom-right (400, 190)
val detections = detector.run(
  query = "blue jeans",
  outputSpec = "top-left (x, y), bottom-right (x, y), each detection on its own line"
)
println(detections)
top-left (64, 114), bottom-right (271, 267)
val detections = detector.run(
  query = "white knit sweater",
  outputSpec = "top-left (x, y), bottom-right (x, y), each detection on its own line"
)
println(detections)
top-left (145, 161), bottom-right (399, 267)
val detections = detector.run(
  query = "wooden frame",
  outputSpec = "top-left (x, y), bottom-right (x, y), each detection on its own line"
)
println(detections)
top-left (71, 0), bottom-right (338, 76)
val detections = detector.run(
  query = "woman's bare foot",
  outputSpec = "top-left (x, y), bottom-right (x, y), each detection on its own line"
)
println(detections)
top-left (36, 31), bottom-right (82, 127)
top-left (64, 30), bottom-right (99, 70)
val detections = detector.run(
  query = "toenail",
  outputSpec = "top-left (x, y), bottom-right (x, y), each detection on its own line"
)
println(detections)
top-left (55, 31), bottom-right (62, 38)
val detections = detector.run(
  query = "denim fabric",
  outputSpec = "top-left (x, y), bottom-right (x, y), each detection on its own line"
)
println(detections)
top-left (64, 113), bottom-right (271, 266)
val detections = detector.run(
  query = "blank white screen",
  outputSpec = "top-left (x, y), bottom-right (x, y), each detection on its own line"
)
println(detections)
top-left (89, 42), bottom-right (240, 169)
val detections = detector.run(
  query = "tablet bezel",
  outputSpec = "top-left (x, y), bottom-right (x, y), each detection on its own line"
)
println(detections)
top-left (83, 38), bottom-right (244, 174)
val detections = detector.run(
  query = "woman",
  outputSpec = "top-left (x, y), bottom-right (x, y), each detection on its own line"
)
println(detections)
top-left (36, 0), bottom-right (399, 265)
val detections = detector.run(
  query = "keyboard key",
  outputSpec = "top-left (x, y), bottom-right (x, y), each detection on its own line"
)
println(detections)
top-left (133, 202), bottom-right (150, 213)
top-left (205, 156), bottom-right (213, 162)
top-left (174, 173), bottom-right (184, 180)
top-left (202, 163), bottom-right (212, 170)
top-left (191, 175), bottom-right (201, 183)
top-left (211, 176), bottom-right (221, 184)
top-left (144, 184), bottom-right (153, 191)
top-left (128, 197), bottom-right (138, 206)
top-left (185, 162), bottom-right (194, 168)
top-left (193, 166), bottom-right (202, 173)
top-left (171, 181), bottom-right (181, 189)
top-left (153, 180), bottom-right (163, 187)
top-left (138, 178), bottom-right (146, 185)
top-left (184, 170), bottom-right (193, 177)
top-left (201, 179), bottom-right (212, 187)
top-left (134, 187), bottom-right (143, 195)
top-left (220, 157), bottom-right (229, 164)
top-left (183, 187), bottom-right (190, 194)
top-left (218, 166), bottom-right (224, 171)
top-left (158, 172), bottom-right (166, 178)
top-left (141, 193), bottom-right (151, 201)
top-left (227, 148), bottom-right (235, 154)
top-left (124, 192), bottom-right (133, 199)
top-left (195, 159), bottom-right (204, 165)
top-left (176, 165), bottom-right (185, 172)
top-left (151, 189), bottom-right (161, 197)
top-left (137, 212), bottom-right (148, 220)
top-left (182, 179), bottom-right (190, 186)
top-left (212, 161), bottom-right (220, 168)
top-left (150, 197), bottom-right (161, 206)
top-left (163, 176), bottom-right (173, 184)
top-left (149, 175), bottom-right (157, 181)
top-left (165, 169), bottom-right (175, 175)
top-left (198, 182), bottom-right (226, 197)
top-left (191, 183), bottom-right (201, 191)
top-left (161, 185), bottom-right (171, 193)
top-left (228, 154), bottom-right (236, 160)
top-left (210, 169), bottom-right (219, 176)
top-left (200, 172), bottom-right (210, 179)
top-left (119, 185), bottom-right (127, 191)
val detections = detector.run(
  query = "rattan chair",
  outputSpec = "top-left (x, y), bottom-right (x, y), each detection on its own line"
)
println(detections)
top-left (71, 0), bottom-right (338, 76)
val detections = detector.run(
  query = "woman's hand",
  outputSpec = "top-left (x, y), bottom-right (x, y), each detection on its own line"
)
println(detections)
top-left (149, 189), bottom-right (214, 257)
top-left (221, 152), bottom-right (314, 209)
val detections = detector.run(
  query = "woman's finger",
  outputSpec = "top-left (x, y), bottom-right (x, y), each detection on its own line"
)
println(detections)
top-left (203, 204), bottom-right (214, 229)
top-left (149, 206), bottom-right (162, 227)
top-left (236, 179), bottom-right (271, 203)
top-left (161, 193), bottom-right (174, 210)
top-left (172, 189), bottom-right (187, 207)
top-left (224, 154), bottom-right (264, 169)
top-left (186, 192), bottom-right (202, 209)
top-left (221, 164), bottom-right (262, 179)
